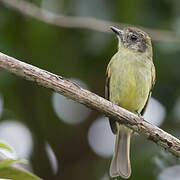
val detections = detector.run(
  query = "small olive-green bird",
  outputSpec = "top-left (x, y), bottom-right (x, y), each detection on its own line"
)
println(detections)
top-left (105, 26), bottom-right (156, 178)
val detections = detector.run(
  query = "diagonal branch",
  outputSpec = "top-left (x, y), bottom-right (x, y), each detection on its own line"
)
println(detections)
top-left (0, 51), bottom-right (179, 157)
top-left (1, 0), bottom-right (180, 42)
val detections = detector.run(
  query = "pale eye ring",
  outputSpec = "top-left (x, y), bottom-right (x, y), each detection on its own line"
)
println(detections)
top-left (130, 34), bottom-right (138, 41)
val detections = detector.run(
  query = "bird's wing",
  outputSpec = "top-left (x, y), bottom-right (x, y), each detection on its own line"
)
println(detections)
top-left (141, 63), bottom-right (156, 115)
top-left (105, 62), bottom-right (111, 100)
top-left (105, 61), bottom-right (117, 134)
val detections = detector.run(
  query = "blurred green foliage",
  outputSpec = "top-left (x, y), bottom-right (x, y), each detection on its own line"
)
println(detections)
top-left (0, 0), bottom-right (180, 180)
top-left (0, 142), bottom-right (41, 179)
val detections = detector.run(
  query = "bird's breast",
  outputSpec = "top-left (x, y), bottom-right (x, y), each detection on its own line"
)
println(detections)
top-left (109, 58), bottom-right (152, 113)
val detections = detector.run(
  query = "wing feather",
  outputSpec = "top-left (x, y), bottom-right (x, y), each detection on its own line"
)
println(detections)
top-left (141, 63), bottom-right (156, 115)
top-left (105, 61), bottom-right (117, 134)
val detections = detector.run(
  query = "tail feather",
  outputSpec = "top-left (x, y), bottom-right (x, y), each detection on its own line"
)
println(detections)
top-left (110, 125), bottom-right (132, 179)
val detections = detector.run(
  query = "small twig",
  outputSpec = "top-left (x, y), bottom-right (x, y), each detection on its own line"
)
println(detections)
top-left (0, 51), bottom-right (179, 157)
top-left (1, 0), bottom-right (180, 41)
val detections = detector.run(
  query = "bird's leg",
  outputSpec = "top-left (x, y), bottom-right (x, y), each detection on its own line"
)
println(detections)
top-left (135, 110), bottom-right (144, 122)
top-left (111, 101), bottom-right (119, 110)
top-left (112, 102), bottom-right (119, 106)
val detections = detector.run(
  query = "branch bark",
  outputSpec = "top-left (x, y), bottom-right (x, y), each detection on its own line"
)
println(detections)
top-left (1, 0), bottom-right (180, 42)
top-left (0, 52), bottom-right (179, 157)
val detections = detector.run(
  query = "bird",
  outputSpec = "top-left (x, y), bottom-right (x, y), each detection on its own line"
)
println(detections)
top-left (105, 26), bottom-right (156, 179)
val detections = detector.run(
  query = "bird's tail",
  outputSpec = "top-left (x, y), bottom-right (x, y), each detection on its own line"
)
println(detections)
top-left (110, 124), bottom-right (132, 179)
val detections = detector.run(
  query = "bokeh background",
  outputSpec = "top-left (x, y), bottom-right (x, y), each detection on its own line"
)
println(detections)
top-left (0, 0), bottom-right (180, 180)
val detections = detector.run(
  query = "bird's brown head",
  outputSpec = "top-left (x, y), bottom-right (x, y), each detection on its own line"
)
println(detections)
top-left (110, 26), bottom-right (152, 57)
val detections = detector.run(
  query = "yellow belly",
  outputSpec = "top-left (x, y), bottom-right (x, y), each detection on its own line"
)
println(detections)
top-left (109, 58), bottom-right (152, 114)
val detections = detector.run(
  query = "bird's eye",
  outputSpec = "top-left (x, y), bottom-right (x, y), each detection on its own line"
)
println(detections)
top-left (130, 34), bottom-right (138, 41)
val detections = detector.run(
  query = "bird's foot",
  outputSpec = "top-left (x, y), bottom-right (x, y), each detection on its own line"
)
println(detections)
top-left (112, 102), bottom-right (119, 106)
top-left (135, 110), bottom-right (144, 122)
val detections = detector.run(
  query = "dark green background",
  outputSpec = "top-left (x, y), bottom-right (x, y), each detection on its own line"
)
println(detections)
top-left (0, 0), bottom-right (180, 179)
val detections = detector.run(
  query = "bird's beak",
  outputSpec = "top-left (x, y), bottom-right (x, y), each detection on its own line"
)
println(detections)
top-left (110, 26), bottom-right (123, 37)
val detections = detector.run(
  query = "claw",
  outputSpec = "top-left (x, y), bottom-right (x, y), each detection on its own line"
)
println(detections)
top-left (135, 110), bottom-right (144, 122)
